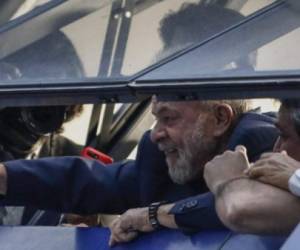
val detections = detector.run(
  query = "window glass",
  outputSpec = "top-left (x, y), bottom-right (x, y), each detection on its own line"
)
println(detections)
top-left (138, 1), bottom-right (300, 81)
top-left (0, 0), bottom-right (279, 85)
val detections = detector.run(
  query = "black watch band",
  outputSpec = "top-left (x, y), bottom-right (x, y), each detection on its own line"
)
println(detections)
top-left (148, 201), bottom-right (167, 230)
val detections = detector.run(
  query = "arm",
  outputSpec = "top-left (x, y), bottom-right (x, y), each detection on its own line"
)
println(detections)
top-left (109, 192), bottom-right (225, 246)
top-left (1, 156), bottom-right (139, 214)
top-left (108, 203), bottom-right (176, 246)
top-left (215, 178), bottom-right (300, 234)
top-left (204, 146), bottom-right (300, 234)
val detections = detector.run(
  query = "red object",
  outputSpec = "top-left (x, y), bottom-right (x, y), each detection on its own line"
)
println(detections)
top-left (81, 147), bottom-right (113, 164)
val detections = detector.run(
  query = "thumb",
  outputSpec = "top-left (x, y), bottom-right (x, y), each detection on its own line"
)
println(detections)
top-left (281, 150), bottom-right (287, 155)
top-left (235, 145), bottom-right (247, 155)
top-left (235, 145), bottom-right (250, 165)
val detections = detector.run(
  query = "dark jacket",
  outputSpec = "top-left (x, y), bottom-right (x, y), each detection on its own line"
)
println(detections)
top-left (2, 112), bottom-right (278, 231)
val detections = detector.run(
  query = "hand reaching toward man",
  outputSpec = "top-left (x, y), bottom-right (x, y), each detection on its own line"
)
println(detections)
top-left (246, 151), bottom-right (300, 190)
top-left (204, 145), bottom-right (250, 194)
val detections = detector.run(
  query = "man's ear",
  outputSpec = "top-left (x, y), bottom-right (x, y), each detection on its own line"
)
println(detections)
top-left (212, 104), bottom-right (234, 137)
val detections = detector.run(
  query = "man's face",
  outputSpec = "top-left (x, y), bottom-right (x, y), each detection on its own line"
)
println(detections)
top-left (273, 106), bottom-right (300, 161)
top-left (150, 100), bottom-right (218, 184)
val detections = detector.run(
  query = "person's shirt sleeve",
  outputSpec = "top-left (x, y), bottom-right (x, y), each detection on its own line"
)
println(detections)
top-left (169, 192), bottom-right (226, 233)
top-left (2, 156), bottom-right (139, 214)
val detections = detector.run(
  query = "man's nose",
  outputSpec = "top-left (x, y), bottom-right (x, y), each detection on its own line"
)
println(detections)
top-left (273, 136), bottom-right (282, 152)
top-left (150, 123), bottom-right (166, 143)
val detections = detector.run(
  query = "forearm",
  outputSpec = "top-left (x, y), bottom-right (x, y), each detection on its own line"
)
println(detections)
top-left (153, 193), bottom-right (224, 232)
top-left (168, 193), bottom-right (225, 232)
top-left (216, 178), bottom-right (300, 234)
top-left (3, 157), bottom-right (138, 214)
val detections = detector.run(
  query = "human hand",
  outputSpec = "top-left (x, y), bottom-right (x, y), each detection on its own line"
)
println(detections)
top-left (245, 151), bottom-right (300, 190)
top-left (204, 145), bottom-right (250, 194)
top-left (109, 207), bottom-right (153, 247)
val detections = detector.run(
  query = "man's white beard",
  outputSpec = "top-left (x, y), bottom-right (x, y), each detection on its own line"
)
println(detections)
top-left (167, 147), bottom-right (195, 184)
top-left (168, 128), bottom-right (217, 185)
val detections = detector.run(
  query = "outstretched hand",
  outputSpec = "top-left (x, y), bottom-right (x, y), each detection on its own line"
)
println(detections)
top-left (245, 151), bottom-right (300, 190)
top-left (204, 145), bottom-right (250, 194)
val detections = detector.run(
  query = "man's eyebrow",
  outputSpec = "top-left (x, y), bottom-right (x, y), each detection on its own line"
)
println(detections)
top-left (152, 106), bottom-right (174, 116)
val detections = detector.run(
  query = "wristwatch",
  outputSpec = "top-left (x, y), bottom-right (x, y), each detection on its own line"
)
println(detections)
top-left (288, 169), bottom-right (300, 197)
top-left (148, 201), bottom-right (167, 229)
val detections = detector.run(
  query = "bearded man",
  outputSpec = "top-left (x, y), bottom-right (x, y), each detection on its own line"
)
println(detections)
top-left (0, 97), bottom-right (278, 245)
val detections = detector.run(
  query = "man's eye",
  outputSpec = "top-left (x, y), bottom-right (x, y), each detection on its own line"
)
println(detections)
top-left (163, 116), bottom-right (176, 123)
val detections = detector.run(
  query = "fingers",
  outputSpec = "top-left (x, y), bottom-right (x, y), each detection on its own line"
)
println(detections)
top-left (259, 150), bottom-right (286, 160)
top-left (235, 145), bottom-right (250, 166)
top-left (259, 152), bottom-right (274, 159)
top-left (108, 223), bottom-right (138, 247)
top-left (246, 166), bottom-right (270, 178)
top-left (109, 230), bottom-right (137, 247)
top-left (109, 216), bottom-right (138, 247)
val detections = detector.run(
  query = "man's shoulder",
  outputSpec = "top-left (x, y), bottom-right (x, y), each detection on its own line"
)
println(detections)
top-left (238, 111), bottom-right (277, 126)
top-left (227, 112), bottom-right (279, 161)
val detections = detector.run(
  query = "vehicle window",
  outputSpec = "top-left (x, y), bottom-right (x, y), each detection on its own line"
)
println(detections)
top-left (137, 1), bottom-right (300, 81)
top-left (0, 0), bottom-right (277, 86)
top-left (9, 0), bottom-right (55, 21)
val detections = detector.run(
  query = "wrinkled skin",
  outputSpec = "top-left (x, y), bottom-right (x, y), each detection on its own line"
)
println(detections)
top-left (204, 145), bottom-right (250, 194)
top-left (150, 99), bottom-right (219, 184)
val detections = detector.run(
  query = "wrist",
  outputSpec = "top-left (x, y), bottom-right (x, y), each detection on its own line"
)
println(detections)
top-left (214, 176), bottom-right (249, 196)
top-left (157, 203), bottom-right (177, 229)
top-left (148, 201), bottom-right (167, 230)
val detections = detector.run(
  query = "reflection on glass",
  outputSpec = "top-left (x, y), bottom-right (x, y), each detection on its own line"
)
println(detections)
top-left (257, 27), bottom-right (300, 71)
top-left (10, 0), bottom-right (54, 21)
top-left (138, 0), bottom-right (300, 81)
top-left (0, 0), bottom-right (285, 85)
top-left (122, 0), bottom-right (277, 76)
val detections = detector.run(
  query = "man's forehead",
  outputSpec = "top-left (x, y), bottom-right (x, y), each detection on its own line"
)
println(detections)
top-left (151, 100), bottom-right (200, 115)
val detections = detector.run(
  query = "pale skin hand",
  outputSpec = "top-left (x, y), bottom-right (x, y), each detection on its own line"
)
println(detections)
top-left (109, 204), bottom-right (176, 247)
top-left (0, 163), bottom-right (7, 195)
top-left (246, 151), bottom-right (300, 190)
top-left (204, 145), bottom-right (250, 194)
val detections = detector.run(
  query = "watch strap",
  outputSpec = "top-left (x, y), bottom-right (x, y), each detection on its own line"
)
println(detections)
top-left (148, 201), bottom-right (167, 229)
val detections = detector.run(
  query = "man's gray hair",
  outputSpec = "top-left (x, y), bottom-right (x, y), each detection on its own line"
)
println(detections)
top-left (201, 99), bottom-right (252, 119)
